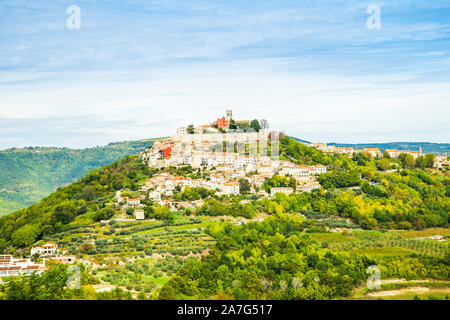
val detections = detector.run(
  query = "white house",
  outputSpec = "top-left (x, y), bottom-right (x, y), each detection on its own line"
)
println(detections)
top-left (134, 209), bottom-right (145, 220)
top-left (127, 198), bottom-right (141, 206)
top-left (221, 181), bottom-right (240, 195)
top-left (149, 190), bottom-right (161, 201)
top-left (30, 243), bottom-right (57, 256)
top-left (310, 165), bottom-right (327, 175)
top-left (271, 187), bottom-right (293, 196)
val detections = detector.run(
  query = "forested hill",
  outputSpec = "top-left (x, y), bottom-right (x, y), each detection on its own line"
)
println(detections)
top-left (0, 139), bottom-right (158, 216)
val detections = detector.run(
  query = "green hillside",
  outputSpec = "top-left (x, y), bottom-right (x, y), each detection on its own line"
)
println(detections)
top-left (0, 137), bottom-right (448, 300)
top-left (0, 139), bottom-right (158, 216)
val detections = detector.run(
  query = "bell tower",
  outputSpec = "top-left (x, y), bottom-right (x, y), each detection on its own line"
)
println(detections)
top-left (226, 109), bottom-right (233, 121)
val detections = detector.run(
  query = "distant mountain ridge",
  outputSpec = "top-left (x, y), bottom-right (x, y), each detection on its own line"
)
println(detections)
top-left (0, 139), bottom-right (159, 216)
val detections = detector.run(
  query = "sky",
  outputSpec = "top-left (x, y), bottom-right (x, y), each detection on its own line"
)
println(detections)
top-left (0, 0), bottom-right (449, 149)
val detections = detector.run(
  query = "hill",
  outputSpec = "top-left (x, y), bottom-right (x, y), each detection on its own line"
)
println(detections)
top-left (0, 139), bottom-right (159, 216)
top-left (0, 137), bottom-right (447, 300)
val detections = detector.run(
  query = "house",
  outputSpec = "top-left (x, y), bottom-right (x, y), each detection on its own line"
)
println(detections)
top-left (257, 190), bottom-right (269, 198)
top-left (258, 164), bottom-right (274, 177)
top-left (335, 147), bottom-right (356, 155)
top-left (176, 126), bottom-right (188, 135)
top-left (385, 149), bottom-right (401, 158)
top-left (0, 255), bottom-right (48, 277)
top-left (127, 198), bottom-right (141, 206)
top-left (213, 117), bottom-right (230, 129)
top-left (271, 187), bottom-right (293, 196)
top-left (49, 255), bottom-right (76, 264)
top-left (386, 149), bottom-right (423, 159)
top-left (221, 181), bottom-right (240, 195)
top-left (299, 182), bottom-right (321, 193)
top-left (363, 148), bottom-right (382, 158)
top-left (149, 190), bottom-right (161, 201)
top-left (30, 243), bottom-right (57, 256)
top-left (235, 120), bottom-right (250, 126)
top-left (310, 165), bottom-right (327, 175)
top-left (159, 147), bottom-right (172, 159)
top-left (134, 209), bottom-right (145, 220)
top-left (0, 255), bottom-right (13, 266)
top-left (434, 156), bottom-right (450, 169)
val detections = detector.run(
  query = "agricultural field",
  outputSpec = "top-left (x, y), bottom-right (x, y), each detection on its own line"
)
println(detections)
top-left (351, 280), bottom-right (450, 300)
top-left (40, 212), bottom-right (448, 300)
top-left (307, 227), bottom-right (449, 300)
top-left (41, 214), bottom-right (228, 298)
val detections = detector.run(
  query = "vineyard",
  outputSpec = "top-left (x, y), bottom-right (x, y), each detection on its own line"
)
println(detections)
top-left (331, 237), bottom-right (448, 257)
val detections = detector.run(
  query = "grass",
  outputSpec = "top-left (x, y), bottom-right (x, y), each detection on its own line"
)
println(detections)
top-left (392, 228), bottom-right (450, 238)
top-left (354, 246), bottom-right (414, 257)
top-left (305, 232), bottom-right (358, 243)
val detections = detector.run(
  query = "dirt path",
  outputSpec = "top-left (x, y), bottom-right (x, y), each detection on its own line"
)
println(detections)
top-left (367, 286), bottom-right (450, 297)
top-left (367, 287), bottom-right (430, 297)
top-left (92, 283), bottom-right (116, 292)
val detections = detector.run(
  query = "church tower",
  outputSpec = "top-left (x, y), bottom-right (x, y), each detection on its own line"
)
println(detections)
top-left (226, 110), bottom-right (233, 121)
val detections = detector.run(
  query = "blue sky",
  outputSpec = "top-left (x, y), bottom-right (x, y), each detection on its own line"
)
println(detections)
top-left (0, 0), bottom-right (449, 149)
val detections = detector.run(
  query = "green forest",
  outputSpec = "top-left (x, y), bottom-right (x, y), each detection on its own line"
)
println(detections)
top-left (0, 139), bottom-right (157, 216)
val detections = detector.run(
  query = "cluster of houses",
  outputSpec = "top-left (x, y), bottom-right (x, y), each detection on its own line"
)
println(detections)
top-left (310, 142), bottom-right (449, 169)
top-left (108, 112), bottom-right (326, 218)
top-left (0, 254), bottom-right (47, 277)
top-left (0, 243), bottom-right (77, 277)
top-left (122, 112), bottom-right (329, 217)
top-left (141, 110), bottom-right (275, 170)
top-left (434, 156), bottom-right (450, 169)
top-left (308, 142), bottom-right (431, 160)
top-left (309, 142), bottom-right (425, 159)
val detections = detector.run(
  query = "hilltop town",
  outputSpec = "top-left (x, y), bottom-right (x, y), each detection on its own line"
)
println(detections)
top-left (1, 111), bottom-right (448, 275)
top-left (0, 111), bottom-right (447, 301)
top-left (120, 111), bottom-right (327, 215)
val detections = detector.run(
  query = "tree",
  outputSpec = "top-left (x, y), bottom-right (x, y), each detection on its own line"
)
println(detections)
top-left (250, 119), bottom-right (261, 132)
top-left (424, 154), bottom-right (435, 168)
top-left (404, 154), bottom-right (416, 169)
top-left (11, 224), bottom-right (40, 247)
top-left (377, 158), bottom-right (391, 171)
top-left (82, 186), bottom-right (96, 201)
top-left (288, 177), bottom-right (297, 191)
top-left (53, 201), bottom-right (77, 224)
top-left (187, 124), bottom-right (195, 134)
top-left (229, 120), bottom-right (238, 130)
top-left (93, 208), bottom-right (115, 221)
top-left (399, 153), bottom-right (416, 169)
top-left (126, 207), bottom-right (134, 216)
top-left (259, 119), bottom-right (269, 130)
top-left (0, 238), bottom-right (8, 252)
top-left (239, 179), bottom-right (251, 194)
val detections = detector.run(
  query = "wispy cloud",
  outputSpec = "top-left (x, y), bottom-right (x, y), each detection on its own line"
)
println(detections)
top-left (0, 0), bottom-right (449, 148)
